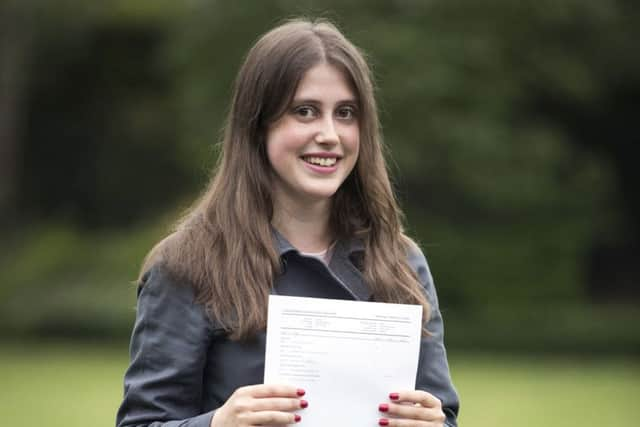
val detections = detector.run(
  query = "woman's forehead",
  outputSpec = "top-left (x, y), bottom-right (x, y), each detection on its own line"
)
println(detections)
top-left (293, 64), bottom-right (356, 100)
top-left (288, 66), bottom-right (358, 107)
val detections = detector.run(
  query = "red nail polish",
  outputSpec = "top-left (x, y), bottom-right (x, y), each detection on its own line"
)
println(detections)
top-left (296, 388), bottom-right (306, 396)
top-left (294, 414), bottom-right (301, 422)
top-left (300, 400), bottom-right (308, 408)
top-left (379, 418), bottom-right (389, 426)
top-left (378, 403), bottom-right (389, 412)
top-left (389, 393), bottom-right (399, 400)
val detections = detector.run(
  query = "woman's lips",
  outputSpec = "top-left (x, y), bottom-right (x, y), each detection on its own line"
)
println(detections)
top-left (300, 156), bottom-right (340, 174)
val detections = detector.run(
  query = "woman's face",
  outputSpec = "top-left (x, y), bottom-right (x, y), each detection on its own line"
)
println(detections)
top-left (266, 63), bottom-right (360, 208)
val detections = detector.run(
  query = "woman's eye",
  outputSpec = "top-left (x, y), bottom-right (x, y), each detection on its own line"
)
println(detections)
top-left (336, 106), bottom-right (357, 120)
top-left (294, 106), bottom-right (316, 119)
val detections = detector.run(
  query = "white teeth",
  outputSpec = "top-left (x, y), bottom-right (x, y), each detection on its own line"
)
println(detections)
top-left (304, 156), bottom-right (337, 167)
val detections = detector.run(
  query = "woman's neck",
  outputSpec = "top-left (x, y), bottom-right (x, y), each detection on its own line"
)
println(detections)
top-left (271, 195), bottom-right (333, 253)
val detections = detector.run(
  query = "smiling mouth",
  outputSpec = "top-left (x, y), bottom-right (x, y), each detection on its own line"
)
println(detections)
top-left (301, 156), bottom-right (339, 167)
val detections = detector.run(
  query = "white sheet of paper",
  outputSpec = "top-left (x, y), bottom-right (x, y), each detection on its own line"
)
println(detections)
top-left (264, 295), bottom-right (423, 426)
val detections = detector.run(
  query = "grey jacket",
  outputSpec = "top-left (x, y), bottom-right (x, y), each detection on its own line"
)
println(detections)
top-left (116, 233), bottom-right (459, 427)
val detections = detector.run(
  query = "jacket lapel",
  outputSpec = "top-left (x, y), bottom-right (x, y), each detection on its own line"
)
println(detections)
top-left (272, 228), bottom-right (371, 301)
top-left (328, 238), bottom-right (371, 301)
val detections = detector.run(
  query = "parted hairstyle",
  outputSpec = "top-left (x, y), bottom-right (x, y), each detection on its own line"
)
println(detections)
top-left (140, 18), bottom-right (431, 340)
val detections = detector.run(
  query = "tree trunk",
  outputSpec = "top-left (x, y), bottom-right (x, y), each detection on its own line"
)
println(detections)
top-left (0, 0), bottom-right (33, 226)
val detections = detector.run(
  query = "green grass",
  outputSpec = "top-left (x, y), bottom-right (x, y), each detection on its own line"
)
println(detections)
top-left (1, 342), bottom-right (638, 427)
top-left (0, 342), bottom-right (129, 427)
top-left (453, 354), bottom-right (640, 426)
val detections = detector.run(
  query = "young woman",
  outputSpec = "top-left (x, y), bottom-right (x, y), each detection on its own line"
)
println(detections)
top-left (117, 18), bottom-right (459, 427)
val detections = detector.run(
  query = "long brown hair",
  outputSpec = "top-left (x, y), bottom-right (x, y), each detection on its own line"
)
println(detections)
top-left (140, 18), bottom-right (431, 340)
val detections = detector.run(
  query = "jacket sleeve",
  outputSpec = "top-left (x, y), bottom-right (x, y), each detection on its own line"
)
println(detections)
top-left (116, 264), bottom-right (215, 427)
top-left (408, 246), bottom-right (460, 427)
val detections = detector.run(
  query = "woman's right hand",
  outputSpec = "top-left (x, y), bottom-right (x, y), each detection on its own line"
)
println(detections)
top-left (210, 384), bottom-right (308, 427)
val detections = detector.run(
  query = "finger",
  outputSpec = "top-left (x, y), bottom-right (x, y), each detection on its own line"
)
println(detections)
top-left (379, 402), bottom-right (446, 423)
top-left (389, 390), bottom-right (442, 408)
top-left (238, 384), bottom-right (305, 398)
top-left (251, 397), bottom-right (308, 412)
top-left (377, 417), bottom-right (430, 427)
top-left (247, 410), bottom-right (301, 425)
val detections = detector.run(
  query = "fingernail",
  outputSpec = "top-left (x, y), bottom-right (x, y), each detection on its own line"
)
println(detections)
top-left (296, 388), bottom-right (306, 396)
top-left (300, 400), bottom-right (308, 408)
top-left (379, 418), bottom-right (389, 426)
top-left (295, 414), bottom-right (301, 422)
top-left (389, 392), bottom-right (399, 400)
top-left (378, 403), bottom-right (389, 412)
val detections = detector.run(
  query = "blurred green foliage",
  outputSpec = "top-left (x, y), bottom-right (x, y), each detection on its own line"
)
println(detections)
top-left (0, 0), bottom-right (638, 351)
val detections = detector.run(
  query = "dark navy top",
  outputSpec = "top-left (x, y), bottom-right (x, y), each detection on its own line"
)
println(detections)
top-left (116, 232), bottom-right (459, 426)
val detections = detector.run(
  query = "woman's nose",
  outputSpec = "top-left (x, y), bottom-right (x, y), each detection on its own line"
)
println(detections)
top-left (315, 118), bottom-right (339, 144)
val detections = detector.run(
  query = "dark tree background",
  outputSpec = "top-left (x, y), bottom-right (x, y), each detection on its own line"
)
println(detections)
top-left (0, 0), bottom-right (638, 352)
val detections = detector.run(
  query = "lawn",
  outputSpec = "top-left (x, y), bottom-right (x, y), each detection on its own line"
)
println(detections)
top-left (1, 342), bottom-right (638, 426)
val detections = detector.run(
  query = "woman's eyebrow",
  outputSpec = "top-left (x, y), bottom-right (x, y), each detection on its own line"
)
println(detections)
top-left (291, 97), bottom-right (358, 105)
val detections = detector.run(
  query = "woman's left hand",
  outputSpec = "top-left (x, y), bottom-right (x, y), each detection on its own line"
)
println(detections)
top-left (377, 390), bottom-right (446, 426)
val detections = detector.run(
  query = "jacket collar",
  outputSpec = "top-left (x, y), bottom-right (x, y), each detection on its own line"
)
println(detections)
top-left (271, 228), bottom-right (370, 301)
top-left (272, 227), bottom-right (364, 256)
top-left (272, 228), bottom-right (297, 255)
